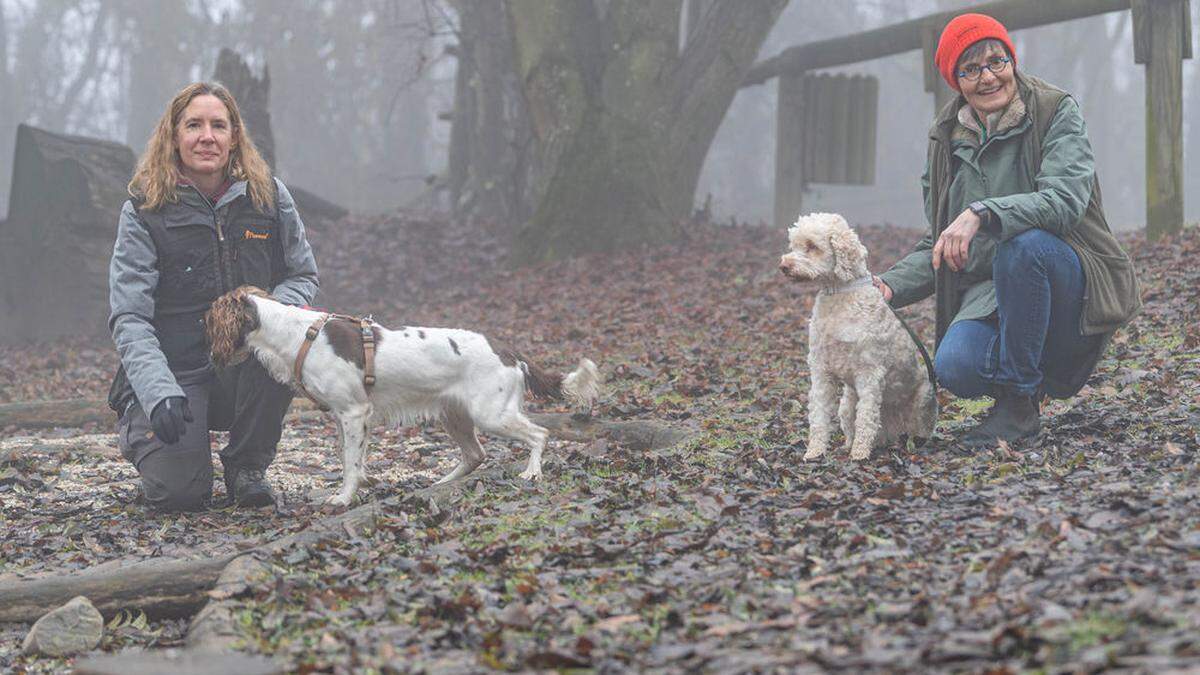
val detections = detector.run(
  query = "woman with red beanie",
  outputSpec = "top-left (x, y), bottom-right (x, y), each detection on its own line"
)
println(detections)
top-left (875, 13), bottom-right (1140, 447)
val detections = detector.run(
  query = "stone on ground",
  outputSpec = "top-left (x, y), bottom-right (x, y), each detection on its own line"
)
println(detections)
top-left (21, 595), bottom-right (103, 657)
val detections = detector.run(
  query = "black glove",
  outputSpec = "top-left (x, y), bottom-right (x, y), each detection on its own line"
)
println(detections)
top-left (150, 396), bottom-right (193, 445)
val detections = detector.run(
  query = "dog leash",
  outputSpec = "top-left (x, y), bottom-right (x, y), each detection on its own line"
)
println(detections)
top-left (293, 313), bottom-right (377, 411)
top-left (887, 305), bottom-right (938, 396)
top-left (817, 274), bottom-right (938, 394)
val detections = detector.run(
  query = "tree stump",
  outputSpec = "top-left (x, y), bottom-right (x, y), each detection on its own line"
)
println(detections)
top-left (213, 48), bottom-right (276, 171)
top-left (0, 124), bottom-right (135, 344)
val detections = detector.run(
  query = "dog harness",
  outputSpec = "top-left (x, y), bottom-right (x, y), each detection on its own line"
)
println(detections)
top-left (293, 313), bottom-right (377, 411)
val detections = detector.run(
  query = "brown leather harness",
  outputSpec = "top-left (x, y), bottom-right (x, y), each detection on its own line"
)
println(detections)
top-left (293, 313), bottom-right (377, 411)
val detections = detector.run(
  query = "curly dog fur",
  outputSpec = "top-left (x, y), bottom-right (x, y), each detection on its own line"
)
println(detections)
top-left (779, 213), bottom-right (937, 460)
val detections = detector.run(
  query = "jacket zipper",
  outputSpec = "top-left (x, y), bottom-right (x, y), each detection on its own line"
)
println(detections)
top-left (190, 185), bottom-right (231, 293)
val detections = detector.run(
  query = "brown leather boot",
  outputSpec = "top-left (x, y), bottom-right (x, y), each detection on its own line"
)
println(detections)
top-left (962, 387), bottom-right (1041, 447)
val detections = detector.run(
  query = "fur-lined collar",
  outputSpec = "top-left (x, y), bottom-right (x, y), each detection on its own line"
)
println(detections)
top-left (956, 94), bottom-right (1026, 142)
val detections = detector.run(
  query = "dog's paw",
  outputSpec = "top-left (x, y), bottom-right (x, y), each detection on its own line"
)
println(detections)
top-left (519, 468), bottom-right (543, 481)
top-left (802, 446), bottom-right (826, 461)
top-left (849, 447), bottom-right (871, 461)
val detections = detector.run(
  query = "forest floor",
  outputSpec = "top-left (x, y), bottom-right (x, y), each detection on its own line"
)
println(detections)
top-left (1, 215), bottom-right (1197, 673)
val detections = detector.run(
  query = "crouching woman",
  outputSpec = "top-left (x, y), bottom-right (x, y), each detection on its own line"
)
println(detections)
top-left (107, 82), bottom-right (319, 510)
top-left (875, 14), bottom-right (1140, 446)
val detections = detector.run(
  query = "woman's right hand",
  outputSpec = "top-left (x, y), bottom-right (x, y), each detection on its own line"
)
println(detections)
top-left (873, 275), bottom-right (893, 303)
top-left (150, 396), bottom-right (193, 445)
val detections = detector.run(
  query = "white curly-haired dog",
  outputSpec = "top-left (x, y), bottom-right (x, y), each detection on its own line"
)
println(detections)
top-left (779, 212), bottom-right (937, 461)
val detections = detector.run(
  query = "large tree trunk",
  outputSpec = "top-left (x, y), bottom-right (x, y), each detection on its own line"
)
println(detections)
top-left (447, 0), bottom-right (535, 226)
top-left (1188, 17), bottom-right (1200, 220)
top-left (503, 0), bottom-right (787, 264)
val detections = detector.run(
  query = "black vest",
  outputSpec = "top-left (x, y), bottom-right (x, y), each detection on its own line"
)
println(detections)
top-left (140, 183), bottom-right (286, 370)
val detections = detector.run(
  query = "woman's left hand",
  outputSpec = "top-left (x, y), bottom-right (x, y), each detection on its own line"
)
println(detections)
top-left (932, 208), bottom-right (982, 272)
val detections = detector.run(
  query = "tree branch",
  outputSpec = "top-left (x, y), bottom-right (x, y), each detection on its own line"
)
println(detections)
top-left (54, 2), bottom-right (111, 130)
top-left (664, 0), bottom-right (787, 198)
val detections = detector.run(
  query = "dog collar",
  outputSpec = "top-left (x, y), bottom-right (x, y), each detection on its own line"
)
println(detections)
top-left (821, 275), bottom-right (875, 295)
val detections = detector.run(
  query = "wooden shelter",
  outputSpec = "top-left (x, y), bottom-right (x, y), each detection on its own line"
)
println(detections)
top-left (750, 0), bottom-right (1192, 239)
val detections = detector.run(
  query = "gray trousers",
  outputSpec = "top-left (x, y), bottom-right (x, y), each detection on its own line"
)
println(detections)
top-left (117, 358), bottom-right (294, 511)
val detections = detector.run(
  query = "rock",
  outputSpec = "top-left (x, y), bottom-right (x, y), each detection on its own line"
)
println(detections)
top-left (22, 595), bottom-right (104, 656)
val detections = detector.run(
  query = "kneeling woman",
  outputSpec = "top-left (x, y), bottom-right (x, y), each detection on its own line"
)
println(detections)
top-left (108, 83), bottom-right (319, 510)
top-left (875, 13), bottom-right (1140, 446)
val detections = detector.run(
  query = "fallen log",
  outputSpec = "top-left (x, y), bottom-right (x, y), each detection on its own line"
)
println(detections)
top-left (0, 494), bottom-right (408, 626)
top-left (0, 398), bottom-right (692, 450)
top-left (0, 437), bottom-right (122, 464)
top-left (0, 398), bottom-right (116, 430)
top-left (529, 412), bottom-right (692, 450)
top-left (0, 555), bottom-right (237, 623)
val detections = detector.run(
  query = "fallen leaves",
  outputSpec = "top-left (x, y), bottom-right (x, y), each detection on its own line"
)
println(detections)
top-left (2, 220), bottom-right (1199, 672)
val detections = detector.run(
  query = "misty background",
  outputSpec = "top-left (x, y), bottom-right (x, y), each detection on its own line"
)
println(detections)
top-left (1, 0), bottom-right (1197, 230)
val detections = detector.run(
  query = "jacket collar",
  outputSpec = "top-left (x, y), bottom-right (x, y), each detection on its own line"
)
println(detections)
top-left (956, 94), bottom-right (1027, 141)
top-left (177, 178), bottom-right (248, 210)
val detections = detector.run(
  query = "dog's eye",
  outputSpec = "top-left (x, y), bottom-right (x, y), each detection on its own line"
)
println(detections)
top-left (805, 241), bottom-right (818, 253)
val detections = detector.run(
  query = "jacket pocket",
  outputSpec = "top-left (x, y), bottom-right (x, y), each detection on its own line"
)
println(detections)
top-left (230, 222), bottom-right (279, 289)
top-left (159, 249), bottom-right (222, 302)
top-left (118, 405), bottom-right (161, 467)
top-left (1078, 249), bottom-right (1140, 332)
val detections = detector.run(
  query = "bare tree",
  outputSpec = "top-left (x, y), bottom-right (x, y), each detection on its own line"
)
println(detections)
top-left (497, 0), bottom-right (788, 263)
top-left (446, 0), bottom-right (534, 226)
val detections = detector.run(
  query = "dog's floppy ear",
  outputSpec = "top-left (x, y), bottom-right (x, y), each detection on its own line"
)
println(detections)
top-left (206, 288), bottom-right (257, 367)
top-left (828, 222), bottom-right (868, 281)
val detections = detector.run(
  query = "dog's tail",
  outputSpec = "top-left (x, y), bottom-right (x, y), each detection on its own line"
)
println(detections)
top-left (504, 351), bottom-right (600, 411)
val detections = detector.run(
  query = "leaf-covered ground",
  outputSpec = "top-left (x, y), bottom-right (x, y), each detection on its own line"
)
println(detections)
top-left (1, 216), bottom-right (1197, 673)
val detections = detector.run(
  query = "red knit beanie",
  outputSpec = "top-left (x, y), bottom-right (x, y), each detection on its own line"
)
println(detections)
top-left (935, 13), bottom-right (1017, 91)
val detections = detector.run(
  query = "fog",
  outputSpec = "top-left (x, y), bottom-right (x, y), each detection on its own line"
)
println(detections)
top-left (1, 0), bottom-right (1196, 230)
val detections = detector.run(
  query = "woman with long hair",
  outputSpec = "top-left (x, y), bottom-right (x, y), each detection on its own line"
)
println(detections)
top-left (108, 82), bottom-right (319, 510)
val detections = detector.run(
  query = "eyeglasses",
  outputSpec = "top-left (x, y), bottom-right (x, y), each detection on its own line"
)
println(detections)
top-left (957, 56), bottom-right (1011, 81)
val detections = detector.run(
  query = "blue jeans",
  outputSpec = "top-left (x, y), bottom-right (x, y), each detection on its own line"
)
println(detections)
top-left (934, 228), bottom-right (1103, 399)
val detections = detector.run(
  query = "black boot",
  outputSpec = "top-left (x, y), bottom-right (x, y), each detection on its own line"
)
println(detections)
top-left (962, 387), bottom-right (1041, 447)
top-left (224, 465), bottom-right (276, 508)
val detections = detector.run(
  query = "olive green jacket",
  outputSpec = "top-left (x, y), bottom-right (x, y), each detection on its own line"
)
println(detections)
top-left (879, 73), bottom-right (1141, 397)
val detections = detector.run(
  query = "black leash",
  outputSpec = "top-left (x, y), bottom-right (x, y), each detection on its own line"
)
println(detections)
top-left (887, 305), bottom-right (938, 396)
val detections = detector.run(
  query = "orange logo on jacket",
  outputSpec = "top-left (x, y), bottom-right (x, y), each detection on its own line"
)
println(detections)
top-left (243, 228), bottom-right (270, 241)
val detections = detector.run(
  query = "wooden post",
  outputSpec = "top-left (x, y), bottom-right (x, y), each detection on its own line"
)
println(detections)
top-left (1132, 0), bottom-right (1191, 239)
top-left (775, 73), bottom-right (807, 227)
top-left (922, 22), bottom-right (957, 118)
